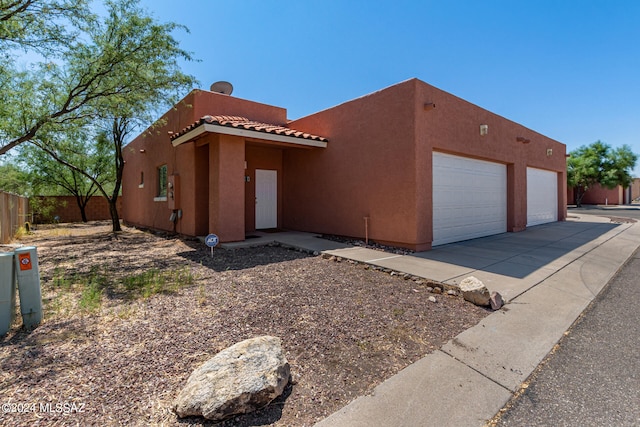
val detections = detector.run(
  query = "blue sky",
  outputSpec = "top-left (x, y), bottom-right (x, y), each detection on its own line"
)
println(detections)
top-left (138, 0), bottom-right (640, 176)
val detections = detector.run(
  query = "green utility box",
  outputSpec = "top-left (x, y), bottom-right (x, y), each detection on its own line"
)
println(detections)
top-left (14, 246), bottom-right (42, 330)
top-left (0, 252), bottom-right (17, 336)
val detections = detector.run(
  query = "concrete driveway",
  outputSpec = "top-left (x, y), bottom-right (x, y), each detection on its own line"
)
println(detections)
top-left (322, 215), bottom-right (627, 302)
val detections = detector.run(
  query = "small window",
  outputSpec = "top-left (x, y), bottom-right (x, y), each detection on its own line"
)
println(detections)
top-left (157, 165), bottom-right (167, 199)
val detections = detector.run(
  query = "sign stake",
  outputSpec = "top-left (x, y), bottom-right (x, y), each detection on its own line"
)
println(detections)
top-left (205, 233), bottom-right (219, 258)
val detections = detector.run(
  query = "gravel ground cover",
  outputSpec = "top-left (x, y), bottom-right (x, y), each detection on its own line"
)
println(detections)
top-left (0, 222), bottom-right (489, 426)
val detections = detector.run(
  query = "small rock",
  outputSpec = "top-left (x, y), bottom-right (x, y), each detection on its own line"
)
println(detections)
top-left (322, 253), bottom-right (331, 259)
top-left (432, 287), bottom-right (442, 294)
top-left (402, 273), bottom-right (411, 280)
top-left (459, 276), bottom-right (491, 306)
top-left (390, 271), bottom-right (397, 276)
top-left (490, 291), bottom-right (504, 310)
top-left (173, 336), bottom-right (290, 421)
top-left (313, 251), bottom-right (319, 256)
top-left (447, 289), bottom-right (458, 296)
top-left (428, 296), bottom-right (437, 303)
top-left (426, 286), bottom-right (434, 292)
top-left (328, 256), bottom-right (336, 261)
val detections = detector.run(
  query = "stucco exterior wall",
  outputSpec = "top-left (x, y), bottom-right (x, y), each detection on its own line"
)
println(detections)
top-left (568, 184), bottom-right (623, 205)
top-left (285, 80), bottom-right (419, 247)
top-left (286, 79), bottom-right (566, 250)
top-left (414, 80), bottom-right (566, 241)
top-left (632, 178), bottom-right (640, 201)
top-left (123, 79), bottom-right (567, 250)
top-left (122, 89), bottom-right (289, 236)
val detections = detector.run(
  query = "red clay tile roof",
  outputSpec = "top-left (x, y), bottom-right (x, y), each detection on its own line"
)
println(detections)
top-left (170, 115), bottom-right (328, 143)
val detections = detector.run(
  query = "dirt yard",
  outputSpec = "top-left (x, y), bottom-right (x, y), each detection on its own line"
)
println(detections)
top-left (0, 222), bottom-right (489, 426)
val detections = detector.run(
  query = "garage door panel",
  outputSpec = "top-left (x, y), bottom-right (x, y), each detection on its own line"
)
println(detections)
top-left (527, 167), bottom-right (557, 226)
top-left (433, 152), bottom-right (507, 246)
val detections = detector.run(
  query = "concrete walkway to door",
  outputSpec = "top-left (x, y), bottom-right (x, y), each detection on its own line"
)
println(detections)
top-left (225, 215), bottom-right (640, 426)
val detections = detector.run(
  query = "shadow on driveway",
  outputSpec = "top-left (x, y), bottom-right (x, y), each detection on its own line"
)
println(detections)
top-left (413, 221), bottom-right (620, 280)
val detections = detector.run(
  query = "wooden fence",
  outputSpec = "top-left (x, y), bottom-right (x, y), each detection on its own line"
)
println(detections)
top-left (0, 191), bottom-right (29, 244)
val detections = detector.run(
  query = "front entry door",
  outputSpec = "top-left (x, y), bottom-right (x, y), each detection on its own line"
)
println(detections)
top-left (255, 169), bottom-right (277, 229)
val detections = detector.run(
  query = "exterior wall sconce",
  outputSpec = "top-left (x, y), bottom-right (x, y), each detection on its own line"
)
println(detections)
top-left (480, 124), bottom-right (488, 136)
top-left (546, 148), bottom-right (553, 156)
top-left (139, 149), bottom-right (146, 153)
top-left (516, 136), bottom-right (530, 144)
top-left (424, 103), bottom-right (436, 110)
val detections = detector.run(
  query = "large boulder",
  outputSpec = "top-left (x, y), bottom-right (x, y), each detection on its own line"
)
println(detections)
top-left (459, 276), bottom-right (491, 307)
top-left (173, 336), bottom-right (290, 421)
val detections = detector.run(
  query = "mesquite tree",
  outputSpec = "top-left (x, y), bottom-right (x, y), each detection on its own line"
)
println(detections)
top-left (2, 0), bottom-right (197, 231)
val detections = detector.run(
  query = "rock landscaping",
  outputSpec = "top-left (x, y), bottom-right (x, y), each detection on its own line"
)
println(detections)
top-left (0, 221), bottom-right (489, 426)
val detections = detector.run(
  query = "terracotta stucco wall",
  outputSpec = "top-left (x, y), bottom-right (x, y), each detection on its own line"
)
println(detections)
top-left (123, 80), bottom-right (567, 249)
top-left (285, 80), bottom-right (419, 248)
top-left (414, 79), bottom-right (566, 243)
top-left (568, 178), bottom-right (640, 205)
top-left (208, 133), bottom-right (246, 242)
top-left (122, 89), bottom-right (288, 237)
top-left (632, 178), bottom-right (640, 201)
top-left (286, 79), bottom-right (566, 250)
top-left (568, 184), bottom-right (623, 205)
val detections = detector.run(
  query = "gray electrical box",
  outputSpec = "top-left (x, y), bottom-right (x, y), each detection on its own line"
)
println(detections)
top-left (0, 252), bottom-right (16, 336)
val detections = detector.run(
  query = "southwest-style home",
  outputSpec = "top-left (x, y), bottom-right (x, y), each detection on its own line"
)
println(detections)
top-left (122, 78), bottom-right (567, 251)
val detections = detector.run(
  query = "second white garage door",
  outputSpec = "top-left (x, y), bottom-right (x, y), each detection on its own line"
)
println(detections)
top-left (432, 152), bottom-right (507, 246)
top-left (527, 167), bottom-right (558, 226)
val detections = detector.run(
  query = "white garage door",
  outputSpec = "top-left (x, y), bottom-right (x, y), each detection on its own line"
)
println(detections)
top-left (433, 152), bottom-right (507, 246)
top-left (527, 167), bottom-right (557, 226)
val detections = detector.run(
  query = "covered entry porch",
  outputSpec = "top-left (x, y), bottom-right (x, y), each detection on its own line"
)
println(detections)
top-left (170, 115), bottom-right (328, 243)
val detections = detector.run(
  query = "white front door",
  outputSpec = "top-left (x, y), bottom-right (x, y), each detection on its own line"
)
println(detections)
top-left (255, 169), bottom-right (278, 229)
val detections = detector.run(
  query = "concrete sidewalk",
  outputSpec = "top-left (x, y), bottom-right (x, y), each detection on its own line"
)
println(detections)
top-left (307, 216), bottom-right (640, 427)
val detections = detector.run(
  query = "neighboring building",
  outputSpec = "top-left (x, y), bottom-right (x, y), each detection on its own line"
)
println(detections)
top-left (122, 78), bottom-right (567, 251)
top-left (567, 178), bottom-right (640, 206)
top-left (633, 178), bottom-right (640, 201)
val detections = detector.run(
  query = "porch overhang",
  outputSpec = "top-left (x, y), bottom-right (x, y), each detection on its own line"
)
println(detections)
top-left (171, 115), bottom-right (328, 149)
